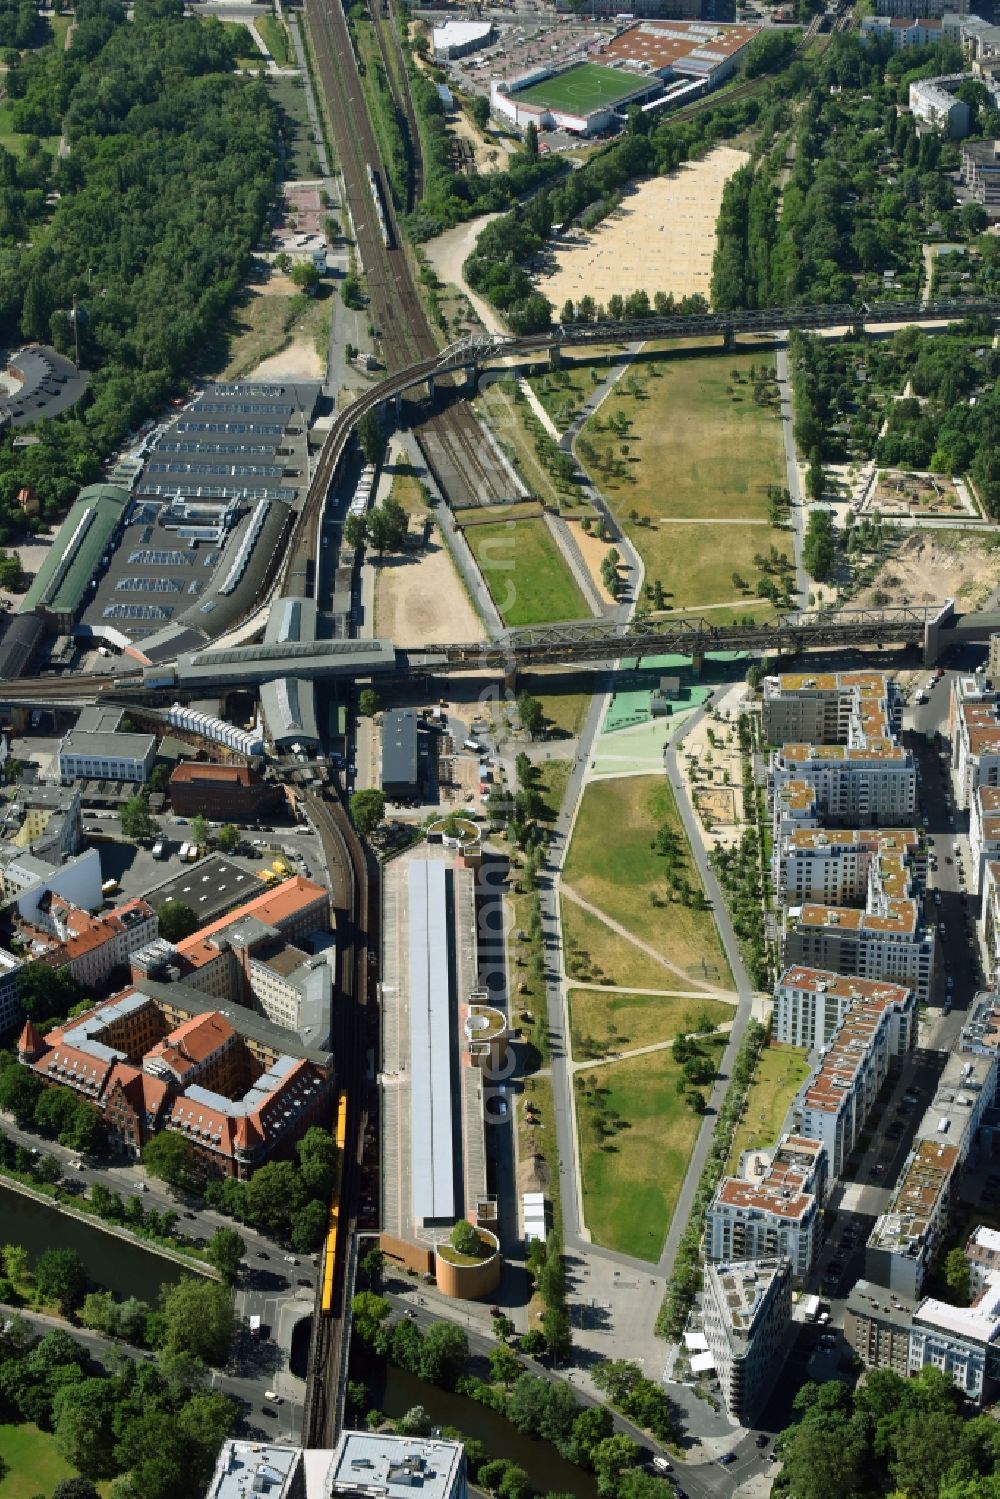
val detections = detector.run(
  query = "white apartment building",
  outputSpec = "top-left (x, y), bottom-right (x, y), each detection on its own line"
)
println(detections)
top-left (705, 1135), bottom-right (827, 1284)
top-left (774, 826), bottom-right (921, 907)
top-left (909, 74), bottom-right (972, 136)
top-left (21, 895), bottom-right (158, 990)
top-left (770, 744), bottom-right (917, 829)
top-left (971, 785), bottom-right (1000, 894)
top-left (702, 1258), bottom-right (792, 1425)
top-left (980, 861), bottom-right (1000, 987)
top-left (0, 946), bottom-right (23, 1037)
top-left (861, 14), bottom-right (944, 44)
top-left (774, 967), bottom-right (916, 1054)
top-left (965, 1225), bottom-right (1000, 1294)
top-left (909, 1281), bottom-right (1000, 1401)
top-left (949, 672), bottom-right (1000, 809)
top-left (789, 979), bottom-right (910, 1176)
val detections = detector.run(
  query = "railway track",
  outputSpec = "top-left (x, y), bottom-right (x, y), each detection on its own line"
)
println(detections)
top-left (366, 0), bottom-right (423, 210)
top-left (301, 788), bottom-right (378, 1447)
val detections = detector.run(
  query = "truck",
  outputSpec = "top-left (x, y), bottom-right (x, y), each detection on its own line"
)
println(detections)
top-left (249, 1315), bottom-right (261, 1340)
top-left (151, 840), bottom-right (166, 860)
top-left (101, 878), bottom-right (119, 897)
top-left (800, 1293), bottom-right (821, 1321)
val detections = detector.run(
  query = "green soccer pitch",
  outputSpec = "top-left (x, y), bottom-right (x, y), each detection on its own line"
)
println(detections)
top-left (513, 62), bottom-right (643, 116)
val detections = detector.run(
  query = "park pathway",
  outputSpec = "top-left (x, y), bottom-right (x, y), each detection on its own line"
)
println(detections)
top-left (559, 883), bottom-right (734, 999)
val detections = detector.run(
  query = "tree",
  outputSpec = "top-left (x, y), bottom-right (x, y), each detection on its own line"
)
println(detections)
top-left (367, 499), bottom-right (407, 555)
top-left (206, 1228), bottom-right (245, 1284)
top-left (297, 1127), bottom-right (339, 1196)
top-left (517, 694), bottom-right (545, 740)
top-left (358, 688), bottom-right (380, 718)
top-left (190, 814), bottom-right (210, 848)
top-left (243, 1159), bottom-right (306, 1236)
top-left (216, 824), bottom-right (238, 854)
top-left (449, 1219), bottom-right (483, 1257)
top-left (159, 1278), bottom-right (234, 1365)
top-left (120, 795), bottom-right (158, 842)
top-left (34, 1248), bottom-right (87, 1313)
top-left (488, 1341), bottom-right (521, 1386)
top-left (350, 788), bottom-right (385, 837)
top-left (419, 1321), bottom-right (468, 1388)
top-left (944, 1246), bottom-right (971, 1303)
top-left (344, 512), bottom-right (367, 548)
top-left (18, 962), bottom-right (81, 1023)
top-left (357, 410), bottom-right (386, 467)
top-left (290, 261), bottom-right (320, 293)
top-left (524, 122), bottom-right (539, 159)
top-left (156, 899), bottom-right (199, 943)
top-left (0, 1065), bottom-right (43, 1124)
top-left (52, 1481), bottom-right (100, 1499)
top-left (0, 550), bottom-right (24, 590)
top-left (470, 94), bottom-right (490, 131)
top-left (592, 1435), bottom-right (640, 1497)
top-left (572, 1403), bottom-right (613, 1464)
top-left (351, 1290), bottom-right (391, 1343)
top-left (291, 1197), bottom-right (328, 1253)
top-left (52, 1378), bottom-right (117, 1479)
top-left (143, 1130), bottom-right (202, 1192)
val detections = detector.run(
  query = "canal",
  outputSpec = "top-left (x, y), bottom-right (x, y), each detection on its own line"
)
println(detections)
top-left (1, 1181), bottom-right (190, 1302)
top-left (362, 1355), bottom-right (601, 1499)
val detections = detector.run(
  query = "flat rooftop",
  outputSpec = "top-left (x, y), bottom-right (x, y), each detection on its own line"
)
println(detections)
top-left (598, 19), bottom-right (759, 73)
top-left (409, 860), bottom-right (456, 1225)
top-left (779, 966), bottom-right (912, 1005)
top-left (142, 854), bottom-right (266, 924)
top-left (327, 1432), bottom-right (465, 1499)
top-left (206, 1441), bottom-right (301, 1499)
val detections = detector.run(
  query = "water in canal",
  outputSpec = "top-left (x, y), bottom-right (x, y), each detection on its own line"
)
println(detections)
top-left (364, 1355), bottom-right (600, 1498)
top-left (1, 1181), bottom-right (189, 1302)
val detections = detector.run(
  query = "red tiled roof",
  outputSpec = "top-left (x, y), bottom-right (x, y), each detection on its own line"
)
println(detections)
top-left (170, 763), bottom-right (255, 786)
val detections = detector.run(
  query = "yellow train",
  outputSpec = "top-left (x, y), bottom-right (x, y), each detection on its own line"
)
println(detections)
top-left (320, 1091), bottom-right (349, 1314)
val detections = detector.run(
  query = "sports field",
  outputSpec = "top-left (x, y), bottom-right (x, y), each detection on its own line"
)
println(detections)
top-left (514, 63), bottom-right (642, 115)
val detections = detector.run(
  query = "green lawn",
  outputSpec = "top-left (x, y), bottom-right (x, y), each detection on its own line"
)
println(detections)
top-left (563, 775), bottom-right (733, 988)
top-left (639, 524), bottom-right (793, 613)
top-left (578, 353), bottom-right (784, 521)
top-left (48, 13), bottom-right (71, 48)
top-left (266, 74), bottom-right (320, 181)
top-left (0, 1423), bottom-right (111, 1499)
top-left (257, 13), bottom-right (293, 65)
top-left (0, 104), bottom-right (59, 158)
top-left (725, 1042), bottom-right (813, 1173)
top-left (561, 895), bottom-right (705, 992)
top-left (528, 364), bottom-right (605, 432)
top-left (476, 380), bottom-right (572, 511)
top-left (575, 1042), bottom-right (724, 1259)
top-left (569, 988), bottom-right (733, 1059)
top-left (464, 516), bottom-right (587, 627)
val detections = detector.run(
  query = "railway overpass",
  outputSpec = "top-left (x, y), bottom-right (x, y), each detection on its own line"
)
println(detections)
top-left (0, 600), bottom-right (974, 706)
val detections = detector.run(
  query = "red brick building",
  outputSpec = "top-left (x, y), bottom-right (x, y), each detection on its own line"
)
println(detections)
top-left (169, 763), bottom-right (283, 822)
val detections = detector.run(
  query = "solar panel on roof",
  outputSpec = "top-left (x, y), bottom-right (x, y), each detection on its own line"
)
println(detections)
top-left (134, 481), bottom-right (295, 503)
top-left (147, 461), bottom-right (285, 480)
top-left (409, 860), bottom-right (455, 1223)
top-left (127, 549), bottom-right (193, 567)
top-left (192, 401), bottom-right (295, 417)
top-left (174, 420), bottom-right (285, 437)
top-left (115, 576), bottom-right (184, 593)
top-left (153, 438), bottom-right (279, 458)
top-left (102, 603), bottom-right (174, 620)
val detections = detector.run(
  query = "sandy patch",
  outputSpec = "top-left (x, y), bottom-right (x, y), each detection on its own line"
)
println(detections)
top-left (566, 517), bottom-right (617, 605)
top-left (536, 145), bottom-right (749, 311)
top-left (677, 682), bottom-right (748, 855)
top-left (448, 109), bottom-right (513, 173)
top-left (249, 334), bottom-right (324, 381)
top-left (421, 214), bottom-right (507, 334)
top-left (851, 530), bottom-right (1000, 612)
top-left (375, 537), bottom-right (481, 646)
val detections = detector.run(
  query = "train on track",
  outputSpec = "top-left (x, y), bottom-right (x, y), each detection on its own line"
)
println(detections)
top-left (367, 163), bottom-right (392, 250)
top-left (320, 1089), bottom-right (350, 1315)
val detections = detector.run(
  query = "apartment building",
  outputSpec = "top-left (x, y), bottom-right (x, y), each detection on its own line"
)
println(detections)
top-left (861, 14), bottom-right (944, 44)
top-left (168, 762), bottom-right (283, 822)
top-left (762, 671), bottom-right (903, 747)
top-left (705, 1135), bottom-right (827, 1284)
top-left (949, 672), bottom-right (1000, 808)
top-left (774, 826), bottom-right (921, 907)
top-left (962, 137), bottom-right (1000, 212)
top-left (783, 898), bottom-right (933, 1003)
top-left (131, 877), bottom-right (335, 1051)
top-left (971, 786), bottom-right (1000, 894)
top-left (17, 896), bottom-right (157, 991)
top-left (909, 74), bottom-right (972, 136)
top-left (0, 947), bottom-right (23, 1037)
top-left (206, 1434), bottom-right (469, 1499)
top-left (774, 967), bottom-right (916, 1054)
top-left (789, 980), bottom-right (912, 1176)
top-left (847, 1270), bottom-right (1000, 1403)
top-left (868, 1138), bottom-right (961, 1297)
top-left (0, 783), bottom-right (82, 862)
top-left (701, 1258), bottom-right (792, 1425)
top-left (965, 1224), bottom-right (1000, 1294)
top-left (980, 863), bottom-right (1000, 987)
top-left (845, 1279), bottom-right (914, 1377)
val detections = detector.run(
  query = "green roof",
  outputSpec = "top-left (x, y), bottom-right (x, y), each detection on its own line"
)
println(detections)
top-left (20, 484), bottom-right (130, 618)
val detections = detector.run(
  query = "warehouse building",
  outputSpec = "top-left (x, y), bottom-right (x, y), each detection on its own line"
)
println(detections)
top-left (433, 19), bottom-right (494, 58)
top-left (58, 705), bottom-right (157, 784)
top-left (382, 708), bottom-right (420, 801)
top-left (598, 19), bottom-right (759, 86)
top-left (19, 485), bottom-right (131, 633)
top-left (0, 611), bottom-right (45, 680)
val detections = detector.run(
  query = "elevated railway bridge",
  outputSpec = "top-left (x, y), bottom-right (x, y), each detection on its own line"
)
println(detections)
top-left (0, 600), bottom-right (980, 706)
